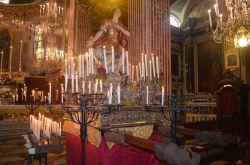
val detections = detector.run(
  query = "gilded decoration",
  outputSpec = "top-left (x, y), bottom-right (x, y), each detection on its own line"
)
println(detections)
top-left (63, 120), bottom-right (153, 149)
top-left (106, 125), bottom-right (153, 148)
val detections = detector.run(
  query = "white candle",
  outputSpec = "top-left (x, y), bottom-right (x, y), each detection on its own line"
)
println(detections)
top-left (142, 61), bottom-right (145, 80)
top-left (61, 83), bottom-right (64, 103)
top-left (41, 92), bottom-right (44, 102)
top-left (78, 55), bottom-right (81, 79)
top-left (139, 62), bottom-right (141, 79)
top-left (88, 50), bottom-right (91, 75)
top-left (91, 49), bottom-right (94, 75)
top-left (149, 60), bottom-right (152, 81)
top-left (126, 51), bottom-right (129, 75)
top-left (81, 81), bottom-right (85, 94)
top-left (75, 72), bottom-right (78, 92)
top-left (141, 53), bottom-right (144, 77)
top-left (81, 54), bottom-right (85, 78)
top-left (64, 59), bottom-right (68, 76)
top-left (65, 73), bottom-right (68, 92)
top-left (122, 48), bottom-right (125, 74)
top-left (161, 86), bottom-right (164, 106)
top-left (71, 74), bottom-right (74, 93)
top-left (94, 80), bottom-right (98, 94)
top-left (49, 83), bottom-right (51, 104)
top-left (216, 0), bottom-right (219, 14)
top-left (229, 7), bottom-right (233, 19)
top-left (131, 65), bottom-right (134, 82)
top-left (59, 122), bottom-right (61, 136)
top-left (71, 57), bottom-right (74, 78)
top-left (146, 86), bottom-right (149, 105)
top-left (103, 46), bottom-right (108, 74)
top-left (109, 83), bottom-right (113, 104)
top-left (219, 14), bottom-right (223, 23)
top-left (136, 66), bottom-right (139, 82)
top-left (88, 81), bottom-right (91, 94)
top-left (100, 80), bottom-right (103, 93)
top-left (156, 56), bottom-right (160, 79)
top-left (152, 54), bottom-right (156, 77)
top-left (85, 53), bottom-right (89, 77)
top-left (208, 10), bottom-right (212, 28)
top-left (111, 46), bottom-right (114, 73)
top-left (214, 4), bottom-right (219, 16)
top-left (117, 84), bottom-right (120, 104)
top-left (145, 54), bottom-right (148, 77)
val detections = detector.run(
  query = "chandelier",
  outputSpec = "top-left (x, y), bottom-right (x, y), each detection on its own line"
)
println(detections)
top-left (39, 0), bottom-right (64, 28)
top-left (208, 0), bottom-right (250, 48)
top-left (31, 0), bottom-right (64, 75)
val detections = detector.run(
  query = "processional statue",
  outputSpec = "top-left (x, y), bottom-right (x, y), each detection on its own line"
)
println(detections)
top-left (85, 7), bottom-right (130, 75)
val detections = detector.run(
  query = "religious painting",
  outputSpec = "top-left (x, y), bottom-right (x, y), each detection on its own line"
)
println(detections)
top-left (224, 49), bottom-right (240, 70)
top-left (171, 53), bottom-right (179, 76)
top-left (196, 40), bottom-right (223, 93)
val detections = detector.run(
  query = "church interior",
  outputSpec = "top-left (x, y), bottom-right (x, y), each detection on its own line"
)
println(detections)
top-left (0, 0), bottom-right (250, 165)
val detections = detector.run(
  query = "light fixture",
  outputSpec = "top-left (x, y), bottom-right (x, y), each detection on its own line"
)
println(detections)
top-left (31, 0), bottom-right (64, 75)
top-left (208, 0), bottom-right (250, 48)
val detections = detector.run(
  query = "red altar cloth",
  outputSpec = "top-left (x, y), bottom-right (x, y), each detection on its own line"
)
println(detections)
top-left (66, 132), bottom-right (162, 165)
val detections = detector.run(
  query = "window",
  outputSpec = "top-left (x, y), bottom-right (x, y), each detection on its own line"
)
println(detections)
top-left (170, 15), bottom-right (180, 27)
top-left (0, 0), bottom-right (9, 4)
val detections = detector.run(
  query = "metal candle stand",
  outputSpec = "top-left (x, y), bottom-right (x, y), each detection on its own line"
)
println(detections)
top-left (42, 74), bottom-right (201, 165)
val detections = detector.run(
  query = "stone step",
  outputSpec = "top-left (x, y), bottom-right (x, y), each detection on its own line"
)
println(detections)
top-left (0, 144), bottom-right (23, 152)
top-left (0, 133), bottom-right (25, 141)
top-left (0, 123), bottom-right (29, 129)
top-left (0, 156), bottom-right (25, 165)
top-left (0, 148), bottom-right (27, 158)
top-left (0, 139), bottom-right (25, 147)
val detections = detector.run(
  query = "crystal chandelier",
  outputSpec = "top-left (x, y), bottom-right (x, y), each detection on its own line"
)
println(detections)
top-left (208, 0), bottom-right (250, 48)
top-left (39, 0), bottom-right (64, 28)
top-left (31, 0), bottom-right (64, 75)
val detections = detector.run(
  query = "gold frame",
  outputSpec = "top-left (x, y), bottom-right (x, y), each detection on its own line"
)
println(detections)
top-left (224, 49), bottom-right (240, 70)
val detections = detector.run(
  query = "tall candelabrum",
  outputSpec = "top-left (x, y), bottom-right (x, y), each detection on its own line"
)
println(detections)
top-left (43, 70), bottom-right (201, 165)
top-left (42, 49), bottom-right (198, 165)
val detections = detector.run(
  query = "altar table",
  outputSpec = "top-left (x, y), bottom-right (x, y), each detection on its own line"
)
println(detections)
top-left (66, 132), bottom-right (162, 165)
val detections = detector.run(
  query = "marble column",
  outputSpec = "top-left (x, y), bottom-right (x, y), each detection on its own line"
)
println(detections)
top-left (128, 0), bottom-right (171, 94)
top-left (67, 0), bottom-right (76, 59)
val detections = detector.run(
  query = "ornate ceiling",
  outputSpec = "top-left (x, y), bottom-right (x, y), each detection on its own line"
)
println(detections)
top-left (171, 0), bottom-right (210, 27)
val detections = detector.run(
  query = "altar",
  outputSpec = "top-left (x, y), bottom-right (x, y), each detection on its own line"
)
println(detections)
top-left (63, 119), bottom-right (161, 164)
top-left (65, 129), bottom-right (161, 164)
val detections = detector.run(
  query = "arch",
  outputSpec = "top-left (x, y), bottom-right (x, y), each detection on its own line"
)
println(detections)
top-left (170, 14), bottom-right (180, 27)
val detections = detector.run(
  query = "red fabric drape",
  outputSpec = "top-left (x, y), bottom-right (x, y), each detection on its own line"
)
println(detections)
top-left (66, 132), bottom-right (161, 165)
top-left (220, 88), bottom-right (239, 116)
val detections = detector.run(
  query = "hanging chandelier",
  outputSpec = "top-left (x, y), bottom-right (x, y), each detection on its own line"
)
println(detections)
top-left (208, 0), bottom-right (250, 48)
top-left (39, 0), bottom-right (64, 28)
top-left (31, 0), bottom-right (64, 75)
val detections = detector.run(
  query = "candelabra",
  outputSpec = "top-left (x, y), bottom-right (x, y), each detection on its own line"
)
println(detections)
top-left (208, 0), bottom-right (250, 48)
top-left (42, 71), bottom-right (203, 165)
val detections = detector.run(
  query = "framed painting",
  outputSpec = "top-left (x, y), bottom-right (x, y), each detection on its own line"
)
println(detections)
top-left (224, 49), bottom-right (240, 70)
top-left (195, 39), bottom-right (223, 94)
